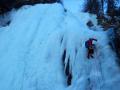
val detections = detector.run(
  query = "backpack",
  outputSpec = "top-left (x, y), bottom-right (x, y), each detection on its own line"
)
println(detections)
top-left (85, 41), bottom-right (89, 48)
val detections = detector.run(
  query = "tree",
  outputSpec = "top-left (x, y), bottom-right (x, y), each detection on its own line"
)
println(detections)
top-left (107, 0), bottom-right (116, 16)
top-left (100, 0), bottom-right (104, 13)
top-left (84, 0), bottom-right (100, 15)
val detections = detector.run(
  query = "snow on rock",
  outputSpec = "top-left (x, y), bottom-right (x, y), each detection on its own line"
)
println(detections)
top-left (0, 1), bottom-right (120, 90)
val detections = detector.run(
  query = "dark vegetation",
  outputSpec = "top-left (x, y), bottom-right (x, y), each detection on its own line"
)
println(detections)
top-left (84, 0), bottom-right (120, 26)
top-left (84, 0), bottom-right (100, 14)
top-left (0, 0), bottom-right (59, 14)
top-left (0, 0), bottom-right (60, 27)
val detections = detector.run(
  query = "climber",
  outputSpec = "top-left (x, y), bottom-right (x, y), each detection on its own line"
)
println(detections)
top-left (85, 38), bottom-right (97, 59)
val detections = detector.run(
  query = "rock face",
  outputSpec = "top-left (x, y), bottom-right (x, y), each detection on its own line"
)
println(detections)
top-left (97, 14), bottom-right (120, 60)
top-left (110, 17), bottom-right (120, 60)
top-left (0, 0), bottom-right (58, 14)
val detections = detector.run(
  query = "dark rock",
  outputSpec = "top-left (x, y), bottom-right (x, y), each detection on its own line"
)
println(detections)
top-left (0, 13), bottom-right (11, 27)
top-left (62, 49), bottom-right (66, 68)
top-left (65, 58), bottom-right (70, 76)
top-left (6, 20), bottom-right (11, 25)
top-left (65, 57), bottom-right (72, 86)
top-left (67, 73), bottom-right (72, 86)
top-left (61, 50), bottom-right (72, 86)
top-left (114, 27), bottom-right (120, 58)
top-left (114, 21), bottom-right (120, 48)
top-left (86, 20), bottom-right (94, 28)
